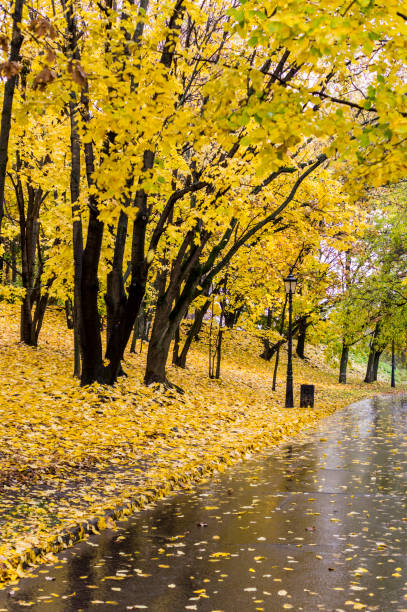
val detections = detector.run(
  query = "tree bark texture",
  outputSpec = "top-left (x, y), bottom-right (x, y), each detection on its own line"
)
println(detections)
top-left (372, 349), bottom-right (382, 382)
top-left (364, 323), bottom-right (380, 384)
top-left (339, 343), bottom-right (349, 384)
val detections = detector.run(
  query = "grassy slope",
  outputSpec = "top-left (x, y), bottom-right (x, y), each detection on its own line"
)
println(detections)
top-left (0, 304), bottom-right (402, 584)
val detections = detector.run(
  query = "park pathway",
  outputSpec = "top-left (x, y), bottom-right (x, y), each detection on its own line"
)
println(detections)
top-left (1, 394), bottom-right (407, 611)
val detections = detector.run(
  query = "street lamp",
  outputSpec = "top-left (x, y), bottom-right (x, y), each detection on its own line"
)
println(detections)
top-left (284, 272), bottom-right (297, 408)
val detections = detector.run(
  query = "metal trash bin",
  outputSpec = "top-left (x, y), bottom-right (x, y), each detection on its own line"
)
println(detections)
top-left (300, 384), bottom-right (314, 408)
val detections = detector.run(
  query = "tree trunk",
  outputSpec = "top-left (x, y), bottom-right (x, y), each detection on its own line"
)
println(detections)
top-left (215, 327), bottom-right (223, 379)
top-left (16, 179), bottom-right (49, 347)
top-left (145, 226), bottom-right (207, 385)
top-left (11, 238), bottom-right (17, 284)
top-left (145, 268), bottom-right (202, 386)
top-left (172, 322), bottom-right (181, 365)
top-left (296, 316), bottom-right (308, 359)
top-left (364, 324), bottom-right (380, 383)
top-left (102, 4), bottom-right (185, 384)
top-left (261, 297), bottom-right (288, 361)
top-left (173, 298), bottom-right (210, 368)
top-left (372, 349), bottom-right (382, 382)
top-left (339, 343), bottom-right (349, 384)
top-left (364, 347), bottom-right (375, 383)
top-left (0, 0), bottom-right (25, 232)
top-left (224, 305), bottom-right (242, 329)
top-left (130, 321), bottom-right (138, 354)
top-left (80, 208), bottom-right (104, 384)
top-left (272, 347), bottom-right (280, 391)
top-left (65, 299), bottom-right (74, 329)
top-left (102, 163), bottom-right (152, 384)
top-left (63, 1), bottom-right (85, 379)
top-left (261, 338), bottom-right (282, 361)
top-left (105, 209), bottom-right (128, 348)
top-left (144, 311), bottom-right (175, 385)
top-left (69, 95), bottom-right (83, 378)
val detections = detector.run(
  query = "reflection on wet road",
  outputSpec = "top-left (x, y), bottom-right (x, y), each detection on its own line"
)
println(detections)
top-left (1, 395), bottom-right (407, 611)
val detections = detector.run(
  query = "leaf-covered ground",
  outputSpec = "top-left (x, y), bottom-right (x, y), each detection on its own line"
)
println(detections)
top-left (0, 304), bottom-right (401, 585)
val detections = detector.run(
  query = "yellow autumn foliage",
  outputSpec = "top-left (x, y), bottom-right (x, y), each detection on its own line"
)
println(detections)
top-left (0, 303), bottom-right (401, 585)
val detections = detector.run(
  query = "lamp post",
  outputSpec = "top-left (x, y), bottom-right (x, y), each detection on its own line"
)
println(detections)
top-left (284, 272), bottom-right (297, 408)
top-left (391, 338), bottom-right (396, 388)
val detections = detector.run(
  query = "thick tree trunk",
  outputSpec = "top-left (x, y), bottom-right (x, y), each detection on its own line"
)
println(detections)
top-left (20, 298), bottom-right (36, 345)
top-left (339, 343), bottom-right (349, 384)
top-left (364, 347), bottom-right (383, 383)
top-left (372, 349), bottom-right (382, 382)
top-left (105, 209), bottom-right (128, 347)
top-left (364, 348), bottom-right (375, 383)
top-left (144, 310), bottom-right (175, 385)
top-left (296, 316), bottom-right (308, 359)
top-left (391, 339), bottom-right (396, 388)
top-left (364, 324), bottom-right (380, 383)
top-left (80, 209), bottom-right (105, 385)
top-left (145, 225), bottom-right (207, 385)
top-left (144, 268), bottom-right (203, 385)
top-left (103, 262), bottom-right (147, 382)
top-left (102, 158), bottom-right (152, 384)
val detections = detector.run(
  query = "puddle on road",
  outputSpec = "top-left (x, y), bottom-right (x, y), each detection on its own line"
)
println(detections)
top-left (2, 395), bottom-right (407, 611)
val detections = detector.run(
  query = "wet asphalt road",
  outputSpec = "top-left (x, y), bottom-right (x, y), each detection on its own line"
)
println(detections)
top-left (1, 394), bottom-right (407, 612)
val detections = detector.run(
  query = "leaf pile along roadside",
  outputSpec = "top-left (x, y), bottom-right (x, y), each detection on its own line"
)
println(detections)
top-left (0, 304), bottom-right (401, 586)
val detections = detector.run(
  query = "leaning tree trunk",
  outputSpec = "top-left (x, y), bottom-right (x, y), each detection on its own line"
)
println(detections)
top-left (173, 298), bottom-right (210, 368)
top-left (145, 309), bottom-right (175, 385)
top-left (145, 225), bottom-right (207, 385)
top-left (261, 338), bottom-right (284, 361)
top-left (339, 343), bottom-right (349, 384)
top-left (144, 270), bottom-right (202, 386)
